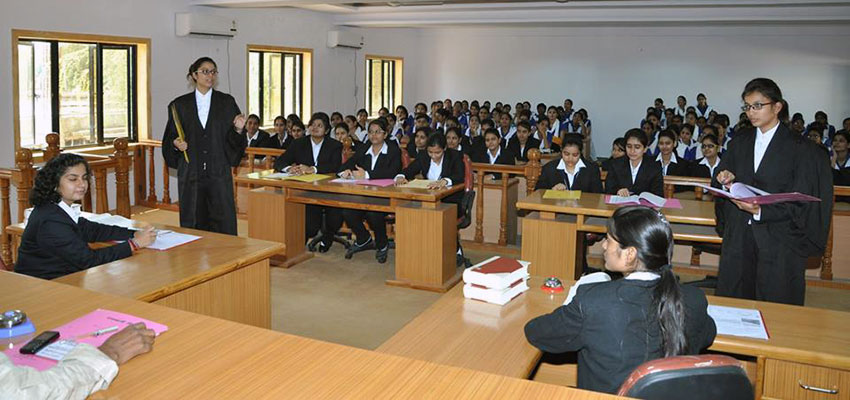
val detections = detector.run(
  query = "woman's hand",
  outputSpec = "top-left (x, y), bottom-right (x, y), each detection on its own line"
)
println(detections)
top-left (340, 169), bottom-right (353, 179)
top-left (233, 114), bottom-right (246, 131)
top-left (352, 166), bottom-right (367, 180)
top-left (716, 170), bottom-right (735, 187)
top-left (133, 227), bottom-right (156, 249)
top-left (428, 179), bottom-right (448, 190)
top-left (173, 138), bottom-right (188, 152)
top-left (394, 176), bottom-right (408, 186)
top-left (616, 188), bottom-right (631, 197)
top-left (98, 323), bottom-right (155, 365)
top-left (730, 199), bottom-right (761, 216)
top-left (551, 183), bottom-right (567, 191)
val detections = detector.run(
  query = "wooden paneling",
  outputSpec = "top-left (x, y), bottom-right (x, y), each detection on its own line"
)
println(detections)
top-left (392, 201), bottom-right (460, 292)
top-left (154, 260), bottom-right (270, 328)
top-left (521, 212), bottom-right (578, 280)
top-left (248, 186), bottom-right (303, 262)
top-left (762, 359), bottom-right (848, 399)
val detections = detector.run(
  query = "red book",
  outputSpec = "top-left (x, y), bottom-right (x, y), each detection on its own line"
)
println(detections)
top-left (462, 256), bottom-right (530, 290)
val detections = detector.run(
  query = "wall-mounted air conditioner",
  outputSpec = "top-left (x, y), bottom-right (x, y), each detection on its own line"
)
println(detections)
top-left (327, 30), bottom-right (364, 49)
top-left (176, 13), bottom-right (237, 38)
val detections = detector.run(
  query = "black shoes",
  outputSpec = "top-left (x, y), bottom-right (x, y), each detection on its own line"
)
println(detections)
top-left (345, 237), bottom-right (374, 259)
top-left (376, 246), bottom-right (389, 264)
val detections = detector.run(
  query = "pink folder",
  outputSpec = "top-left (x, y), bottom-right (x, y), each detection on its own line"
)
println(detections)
top-left (5, 309), bottom-right (168, 371)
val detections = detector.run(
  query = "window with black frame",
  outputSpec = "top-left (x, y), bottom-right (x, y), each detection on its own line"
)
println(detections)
top-left (365, 57), bottom-right (400, 118)
top-left (248, 49), bottom-right (304, 127)
top-left (17, 39), bottom-right (136, 149)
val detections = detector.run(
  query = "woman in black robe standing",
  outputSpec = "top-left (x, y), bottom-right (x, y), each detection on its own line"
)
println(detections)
top-left (162, 57), bottom-right (247, 235)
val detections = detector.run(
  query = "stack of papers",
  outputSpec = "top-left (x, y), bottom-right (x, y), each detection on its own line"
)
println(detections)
top-left (148, 231), bottom-right (201, 251)
top-left (462, 256), bottom-right (530, 306)
top-left (86, 213), bottom-right (136, 229)
top-left (605, 193), bottom-right (682, 209)
top-left (401, 179), bottom-right (439, 189)
top-left (707, 305), bottom-right (769, 340)
top-left (543, 190), bottom-right (581, 200)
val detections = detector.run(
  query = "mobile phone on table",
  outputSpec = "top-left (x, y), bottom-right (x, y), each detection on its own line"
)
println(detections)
top-left (19, 331), bottom-right (60, 354)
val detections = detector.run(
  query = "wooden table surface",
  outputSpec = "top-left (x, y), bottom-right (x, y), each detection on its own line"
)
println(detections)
top-left (235, 173), bottom-right (465, 203)
top-left (517, 190), bottom-right (716, 226)
top-left (380, 276), bottom-right (850, 377)
top-left (4, 222), bottom-right (283, 303)
top-left (0, 271), bottom-right (618, 399)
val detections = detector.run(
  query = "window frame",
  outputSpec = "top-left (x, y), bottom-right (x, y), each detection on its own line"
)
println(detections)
top-left (11, 29), bottom-right (151, 155)
top-left (365, 55), bottom-right (403, 118)
top-left (246, 44), bottom-right (313, 127)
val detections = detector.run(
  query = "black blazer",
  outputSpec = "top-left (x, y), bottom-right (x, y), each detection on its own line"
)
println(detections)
top-left (471, 148), bottom-right (516, 165)
top-left (506, 136), bottom-right (542, 162)
top-left (340, 142), bottom-right (402, 180)
top-left (16, 204), bottom-right (135, 280)
top-left (525, 279), bottom-right (716, 394)
top-left (401, 148), bottom-right (466, 205)
top-left (263, 132), bottom-right (292, 150)
top-left (406, 140), bottom-right (423, 160)
top-left (655, 153), bottom-right (693, 177)
top-left (535, 159), bottom-right (603, 193)
top-left (245, 129), bottom-right (271, 148)
top-left (273, 136), bottom-right (342, 174)
top-left (604, 155), bottom-right (664, 197)
top-left (714, 124), bottom-right (831, 257)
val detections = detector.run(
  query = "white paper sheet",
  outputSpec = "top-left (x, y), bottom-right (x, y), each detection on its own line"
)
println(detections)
top-left (147, 231), bottom-right (201, 251)
top-left (707, 305), bottom-right (769, 340)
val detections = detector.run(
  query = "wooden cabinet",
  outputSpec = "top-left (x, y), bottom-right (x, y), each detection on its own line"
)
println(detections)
top-left (762, 359), bottom-right (848, 399)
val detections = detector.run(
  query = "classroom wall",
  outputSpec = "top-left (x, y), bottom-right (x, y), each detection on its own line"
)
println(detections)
top-left (413, 25), bottom-right (850, 152)
top-left (0, 0), bottom-right (421, 215)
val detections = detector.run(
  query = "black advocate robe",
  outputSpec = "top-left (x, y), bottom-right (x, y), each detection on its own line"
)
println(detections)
top-left (604, 155), bottom-right (664, 197)
top-left (713, 123), bottom-right (832, 305)
top-left (162, 90), bottom-right (246, 235)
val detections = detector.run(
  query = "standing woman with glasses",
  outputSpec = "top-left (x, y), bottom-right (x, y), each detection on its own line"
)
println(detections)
top-left (162, 57), bottom-right (247, 235)
top-left (714, 78), bottom-right (831, 305)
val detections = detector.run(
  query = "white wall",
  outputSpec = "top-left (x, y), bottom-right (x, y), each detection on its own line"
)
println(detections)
top-left (0, 0), bottom-right (421, 215)
top-left (413, 25), bottom-right (850, 153)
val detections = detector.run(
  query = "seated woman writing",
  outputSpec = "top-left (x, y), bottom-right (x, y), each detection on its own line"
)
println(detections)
top-left (16, 154), bottom-right (156, 280)
top-left (535, 134), bottom-right (602, 193)
top-left (525, 206), bottom-right (716, 394)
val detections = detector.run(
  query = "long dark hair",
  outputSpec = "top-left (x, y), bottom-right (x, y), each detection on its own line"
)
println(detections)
top-left (30, 154), bottom-right (91, 207)
top-left (606, 206), bottom-right (687, 357)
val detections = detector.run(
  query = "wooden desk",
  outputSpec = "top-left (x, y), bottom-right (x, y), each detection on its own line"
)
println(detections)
top-left (236, 174), bottom-right (464, 292)
top-left (517, 190), bottom-right (719, 280)
top-left (7, 223), bottom-right (282, 329)
top-left (380, 276), bottom-right (850, 399)
top-left (0, 271), bottom-right (617, 399)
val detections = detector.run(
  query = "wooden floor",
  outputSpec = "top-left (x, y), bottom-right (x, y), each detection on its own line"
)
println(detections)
top-left (130, 206), bottom-right (850, 351)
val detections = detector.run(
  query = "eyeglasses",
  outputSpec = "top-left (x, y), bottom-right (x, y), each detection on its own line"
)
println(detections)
top-left (196, 69), bottom-right (218, 76)
top-left (740, 102), bottom-right (774, 112)
top-left (701, 144), bottom-right (717, 149)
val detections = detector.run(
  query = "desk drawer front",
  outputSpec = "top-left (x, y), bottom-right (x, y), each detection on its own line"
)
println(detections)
top-left (763, 359), bottom-right (849, 399)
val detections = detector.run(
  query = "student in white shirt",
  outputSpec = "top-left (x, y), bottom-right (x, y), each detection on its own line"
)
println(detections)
top-left (695, 93), bottom-right (713, 118)
top-left (354, 109), bottom-right (369, 142)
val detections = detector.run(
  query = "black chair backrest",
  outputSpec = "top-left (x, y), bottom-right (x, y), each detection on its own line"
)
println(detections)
top-left (619, 355), bottom-right (753, 400)
top-left (458, 190), bottom-right (476, 229)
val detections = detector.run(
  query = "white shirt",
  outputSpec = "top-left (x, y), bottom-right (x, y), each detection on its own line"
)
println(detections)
top-left (488, 148), bottom-right (502, 165)
top-left (835, 156), bottom-right (850, 170)
top-left (625, 271), bottom-right (661, 281)
top-left (273, 132), bottom-right (288, 146)
top-left (428, 156), bottom-right (452, 186)
top-left (354, 126), bottom-right (367, 142)
top-left (363, 142), bottom-right (389, 179)
top-left (498, 126), bottom-right (517, 142)
top-left (556, 158), bottom-right (586, 189)
top-left (754, 122), bottom-right (779, 172)
top-left (195, 89), bottom-right (212, 129)
top-left (247, 130), bottom-right (260, 144)
top-left (0, 343), bottom-right (118, 400)
top-left (58, 201), bottom-right (82, 224)
top-left (629, 160), bottom-right (642, 185)
top-left (678, 139), bottom-right (703, 160)
top-left (311, 138), bottom-right (324, 167)
top-left (656, 153), bottom-right (677, 176)
top-left (699, 156), bottom-right (721, 178)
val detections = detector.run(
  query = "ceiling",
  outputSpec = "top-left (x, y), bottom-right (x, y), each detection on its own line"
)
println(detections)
top-left (191, 0), bottom-right (850, 27)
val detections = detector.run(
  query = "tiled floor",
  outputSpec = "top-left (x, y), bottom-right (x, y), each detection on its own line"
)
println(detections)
top-left (133, 206), bottom-right (850, 350)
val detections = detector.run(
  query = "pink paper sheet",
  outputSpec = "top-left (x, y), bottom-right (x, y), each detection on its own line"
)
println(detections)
top-left (5, 309), bottom-right (168, 371)
top-left (357, 179), bottom-right (396, 187)
top-left (604, 195), bottom-right (683, 209)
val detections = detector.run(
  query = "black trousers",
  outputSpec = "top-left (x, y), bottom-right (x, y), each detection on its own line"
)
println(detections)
top-left (191, 174), bottom-right (238, 235)
top-left (343, 209), bottom-right (389, 249)
top-left (717, 222), bottom-right (806, 306)
top-left (305, 205), bottom-right (343, 243)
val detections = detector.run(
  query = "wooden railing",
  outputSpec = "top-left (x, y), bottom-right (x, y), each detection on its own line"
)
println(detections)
top-left (1, 134), bottom-right (132, 268)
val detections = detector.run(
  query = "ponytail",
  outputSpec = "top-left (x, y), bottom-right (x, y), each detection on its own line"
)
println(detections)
top-left (654, 264), bottom-right (687, 356)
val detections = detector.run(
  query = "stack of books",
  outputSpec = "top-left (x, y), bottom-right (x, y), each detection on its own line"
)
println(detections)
top-left (462, 256), bottom-right (530, 306)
